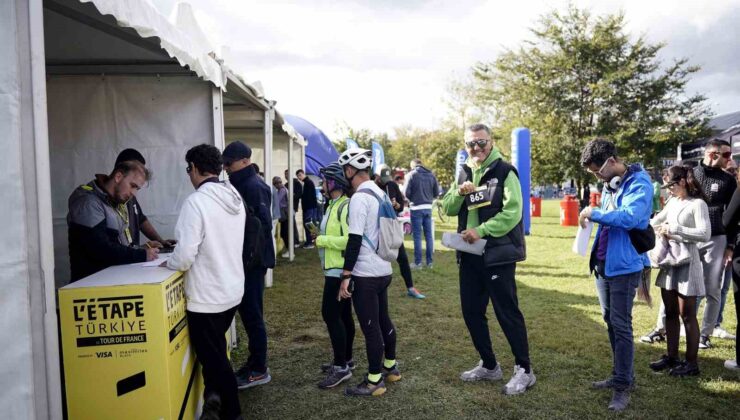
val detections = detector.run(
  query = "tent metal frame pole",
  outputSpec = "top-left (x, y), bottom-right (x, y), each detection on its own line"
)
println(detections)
top-left (288, 138), bottom-right (294, 261)
top-left (264, 108), bottom-right (274, 287)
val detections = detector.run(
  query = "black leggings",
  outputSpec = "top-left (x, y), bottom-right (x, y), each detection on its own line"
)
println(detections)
top-left (322, 276), bottom-right (355, 366)
top-left (661, 289), bottom-right (699, 364)
top-left (396, 243), bottom-right (414, 289)
top-left (352, 275), bottom-right (396, 375)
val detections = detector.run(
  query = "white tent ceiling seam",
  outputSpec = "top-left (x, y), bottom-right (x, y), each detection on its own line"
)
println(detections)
top-left (80, 0), bottom-right (225, 89)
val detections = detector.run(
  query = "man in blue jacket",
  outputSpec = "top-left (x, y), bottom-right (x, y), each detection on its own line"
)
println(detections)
top-left (405, 158), bottom-right (440, 268)
top-left (223, 141), bottom-right (276, 389)
top-left (578, 139), bottom-right (652, 412)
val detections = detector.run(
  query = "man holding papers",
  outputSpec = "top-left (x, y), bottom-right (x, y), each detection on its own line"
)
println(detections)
top-left (441, 123), bottom-right (534, 395)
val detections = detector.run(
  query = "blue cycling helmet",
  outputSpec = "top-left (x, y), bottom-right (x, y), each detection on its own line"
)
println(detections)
top-left (320, 162), bottom-right (350, 192)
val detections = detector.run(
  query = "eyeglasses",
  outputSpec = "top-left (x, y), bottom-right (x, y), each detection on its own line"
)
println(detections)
top-left (708, 151), bottom-right (732, 159)
top-left (465, 139), bottom-right (490, 149)
top-left (186, 164), bottom-right (192, 174)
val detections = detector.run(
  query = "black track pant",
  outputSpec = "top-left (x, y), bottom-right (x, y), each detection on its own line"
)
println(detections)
top-left (187, 307), bottom-right (240, 420)
top-left (322, 276), bottom-right (355, 366)
top-left (459, 253), bottom-right (531, 371)
top-left (352, 275), bottom-right (396, 374)
top-left (396, 243), bottom-right (414, 289)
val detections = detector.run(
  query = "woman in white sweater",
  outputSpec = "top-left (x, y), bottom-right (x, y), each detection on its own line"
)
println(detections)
top-left (648, 165), bottom-right (710, 377)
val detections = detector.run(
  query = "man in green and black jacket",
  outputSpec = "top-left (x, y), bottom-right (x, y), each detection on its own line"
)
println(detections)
top-left (442, 123), bottom-right (535, 395)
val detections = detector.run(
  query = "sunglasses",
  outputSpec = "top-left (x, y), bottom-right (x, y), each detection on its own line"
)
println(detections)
top-left (661, 181), bottom-right (679, 189)
top-left (709, 151), bottom-right (732, 159)
top-left (588, 157), bottom-right (613, 177)
top-left (465, 139), bottom-right (489, 149)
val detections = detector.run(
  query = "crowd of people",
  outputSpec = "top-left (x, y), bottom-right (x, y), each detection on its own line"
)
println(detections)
top-left (64, 126), bottom-right (740, 419)
top-left (578, 138), bottom-right (740, 411)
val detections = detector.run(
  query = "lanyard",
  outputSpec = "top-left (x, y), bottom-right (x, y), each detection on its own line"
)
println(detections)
top-left (115, 202), bottom-right (133, 245)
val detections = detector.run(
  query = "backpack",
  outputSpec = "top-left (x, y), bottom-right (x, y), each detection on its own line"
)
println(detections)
top-left (243, 204), bottom-right (264, 270)
top-left (355, 189), bottom-right (404, 262)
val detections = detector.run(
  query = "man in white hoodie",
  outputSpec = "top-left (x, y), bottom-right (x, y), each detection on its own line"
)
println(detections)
top-left (165, 144), bottom-right (246, 420)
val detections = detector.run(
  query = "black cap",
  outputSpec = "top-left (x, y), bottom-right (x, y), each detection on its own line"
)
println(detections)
top-left (222, 141), bottom-right (252, 163)
top-left (116, 148), bottom-right (146, 166)
top-left (378, 165), bottom-right (392, 183)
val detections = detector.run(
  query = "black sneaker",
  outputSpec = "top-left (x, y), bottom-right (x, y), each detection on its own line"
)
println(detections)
top-left (200, 394), bottom-right (221, 420)
top-left (699, 336), bottom-right (712, 349)
top-left (344, 376), bottom-right (386, 397)
top-left (321, 359), bottom-right (355, 373)
top-left (669, 361), bottom-right (700, 377)
top-left (592, 378), bottom-right (637, 390)
top-left (236, 368), bottom-right (272, 390)
top-left (608, 389), bottom-right (630, 411)
top-left (640, 329), bottom-right (666, 344)
top-left (649, 355), bottom-right (681, 372)
top-left (318, 365), bottom-right (353, 389)
top-left (381, 364), bottom-right (402, 383)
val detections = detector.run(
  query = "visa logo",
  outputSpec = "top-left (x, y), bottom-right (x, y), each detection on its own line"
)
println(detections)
top-left (96, 351), bottom-right (113, 358)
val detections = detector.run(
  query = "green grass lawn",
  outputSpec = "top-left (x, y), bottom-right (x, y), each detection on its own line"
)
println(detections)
top-left (234, 200), bottom-right (739, 419)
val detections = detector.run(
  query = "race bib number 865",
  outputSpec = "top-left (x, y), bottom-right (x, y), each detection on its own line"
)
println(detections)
top-left (465, 186), bottom-right (493, 210)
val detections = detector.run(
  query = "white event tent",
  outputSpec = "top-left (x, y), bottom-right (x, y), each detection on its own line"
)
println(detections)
top-left (1, 0), bottom-right (306, 418)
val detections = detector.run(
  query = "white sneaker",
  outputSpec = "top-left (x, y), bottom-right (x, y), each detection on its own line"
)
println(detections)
top-left (460, 361), bottom-right (503, 382)
top-left (712, 327), bottom-right (736, 340)
top-left (410, 263), bottom-right (423, 270)
top-left (725, 360), bottom-right (739, 371)
top-left (503, 365), bottom-right (536, 395)
top-left (281, 251), bottom-right (289, 258)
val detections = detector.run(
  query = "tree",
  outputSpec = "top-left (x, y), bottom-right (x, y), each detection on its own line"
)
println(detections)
top-left (473, 5), bottom-right (712, 192)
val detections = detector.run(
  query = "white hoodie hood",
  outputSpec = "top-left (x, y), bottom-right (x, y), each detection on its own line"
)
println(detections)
top-left (167, 180), bottom-right (246, 313)
top-left (197, 181), bottom-right (243, 215)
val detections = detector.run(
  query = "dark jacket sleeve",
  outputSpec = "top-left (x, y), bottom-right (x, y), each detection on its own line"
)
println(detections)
top-left (387, 182), bottom-right (405, 213)
top-left (293, 179), bottom-right (302, 211)
top-left (77, 220), bottom-right (147, 265)
top-left (342, 234), bottom-right (363, 272)
top-left (69, 196), bottom-right (147, 266)
top-left (722, 187), bottom-right (740, 247)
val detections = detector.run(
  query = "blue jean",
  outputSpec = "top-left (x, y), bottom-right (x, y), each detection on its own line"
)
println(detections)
top-left (595, 270), bottom-right (640, 389)
top-left (410, 209), bottom-right (433, 265)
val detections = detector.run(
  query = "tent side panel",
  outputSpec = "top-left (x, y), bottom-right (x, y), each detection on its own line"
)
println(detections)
top-left (47, 75), bottom-right (214, 287)
top-left (1, 0), bottom-right (61, 418)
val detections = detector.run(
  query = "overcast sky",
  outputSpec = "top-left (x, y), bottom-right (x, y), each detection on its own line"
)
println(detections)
top-left (150, 0), bottom-right (740, 138)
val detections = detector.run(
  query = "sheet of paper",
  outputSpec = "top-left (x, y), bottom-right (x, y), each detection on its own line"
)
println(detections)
top-left (140, 255), bottom-right (170, 267)
top-left (572, 222), bottom-right (594, 256)
top-left (442, 232), bottom-right (487, 255)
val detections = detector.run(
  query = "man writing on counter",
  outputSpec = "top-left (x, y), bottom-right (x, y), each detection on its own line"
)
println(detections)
top-left (67, 160), bottom-right (158, 282)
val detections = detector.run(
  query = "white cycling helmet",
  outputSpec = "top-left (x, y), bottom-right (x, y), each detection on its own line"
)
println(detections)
top-left (338, 147), bottom-right (373, 170)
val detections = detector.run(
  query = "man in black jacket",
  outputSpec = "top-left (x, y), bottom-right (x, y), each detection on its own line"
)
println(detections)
top-left (285, 169), bottom-right (302, 248)
top-left (223, 141), bottom-right (275, 389)
top-left (67, 160), bottom-right (158, 281)
top-left (114, 148), bottom-right (175, 249)
top-left (297, 169), bottom-right (319, 248)
top-left (374, 165), bottom-right (425, 299)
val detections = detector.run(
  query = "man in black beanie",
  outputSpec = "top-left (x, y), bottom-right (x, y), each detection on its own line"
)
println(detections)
top-left (115, 148), bottom-right (175, 249)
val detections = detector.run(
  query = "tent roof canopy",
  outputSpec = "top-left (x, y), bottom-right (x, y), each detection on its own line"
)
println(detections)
top-left (44, 0), bottom-right (304, 143)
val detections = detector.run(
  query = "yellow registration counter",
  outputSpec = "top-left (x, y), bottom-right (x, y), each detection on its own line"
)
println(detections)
top-left (59, 263), bottom-right (204, 420)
